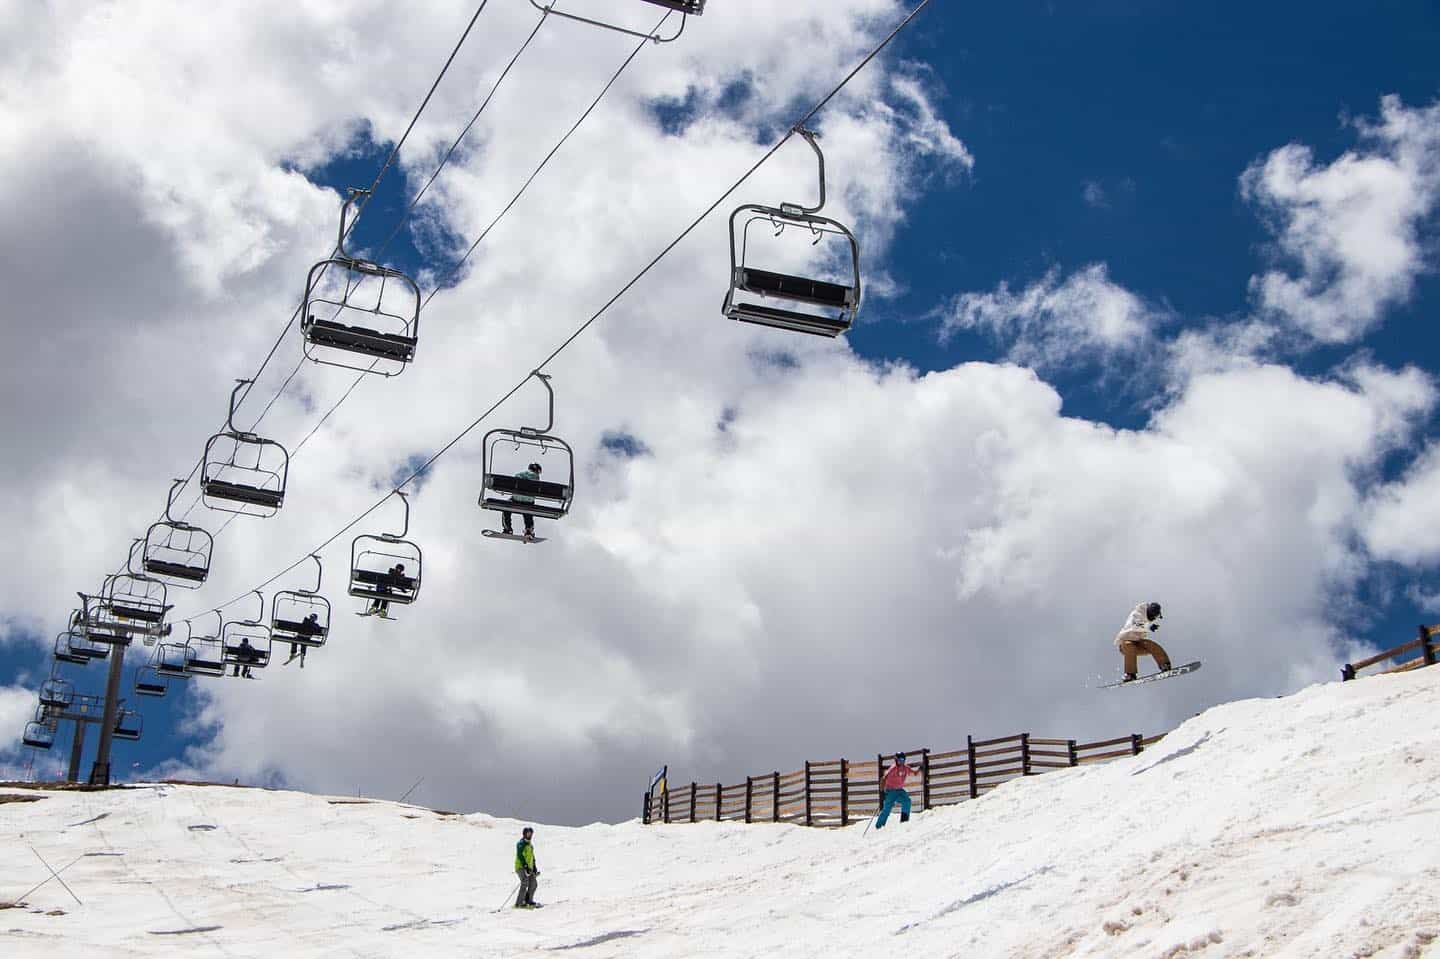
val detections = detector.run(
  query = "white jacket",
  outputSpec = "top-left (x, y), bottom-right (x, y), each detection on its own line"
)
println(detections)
top-left (1114, 601), bottom-right (1159, 648)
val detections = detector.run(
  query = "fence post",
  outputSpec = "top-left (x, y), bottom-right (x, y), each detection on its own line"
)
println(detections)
top-left (689, 781), bottom-right (697, 822)
top-left (967, 735), bottom-right (978, 799)
top-left (1067, 739), bottom-right (1078, 767)
top-left (1422, 625), bottom-right (1437, 666)
top-left (643, 791), bottom-right (651, 825)
top-left (1341, 663), bottom-right (1356, 681)
top-left (1130, 733), bottom-right (1143, 756)
top-left (921, 748), bottom-right (931, 810)
top-left (664, 785), bottom-right (671, 823)
top-left (745, 776), bottom-right (753, 824)
top-left (840, 759), bottom-right (849, 826)
top-left (1020, 733), bottom-right (1031, 776)
top-left (715, 782), bottom-right (722, 822)
top-left (804, 761), bottom-right (812, 827)
top-left (772, 771), bottom-right (779, 823)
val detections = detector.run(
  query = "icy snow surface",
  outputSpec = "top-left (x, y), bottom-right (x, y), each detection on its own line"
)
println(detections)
top-left (3, 669), bottom-right (1439, 958)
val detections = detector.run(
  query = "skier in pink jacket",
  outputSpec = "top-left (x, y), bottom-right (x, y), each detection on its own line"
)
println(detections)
top-left (875, 753), bottom-right (919, 829)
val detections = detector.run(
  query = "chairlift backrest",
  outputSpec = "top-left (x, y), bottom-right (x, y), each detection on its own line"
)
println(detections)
top-left (113, 709), bottom-right (142, 741)
top-left (23, 720), bottom-right (56, 750)
top-left (301, 190), bottom-right (422, 377)
top-left (479, 429), bottom-right (576, 521)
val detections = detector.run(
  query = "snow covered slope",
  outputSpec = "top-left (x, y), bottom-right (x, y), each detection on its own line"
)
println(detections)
top-left (3, 668), bottom-right (1439, 958)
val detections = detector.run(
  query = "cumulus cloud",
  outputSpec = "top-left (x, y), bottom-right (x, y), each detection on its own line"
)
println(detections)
top-left (1363, 442), bottom-right (1440, 567)
top-left (938, 263), bottom-right (1169, 374)
top-left (3, 2), bottom-right (1435, 826)
top-left (1242, 95), bottom-right (1440, 343)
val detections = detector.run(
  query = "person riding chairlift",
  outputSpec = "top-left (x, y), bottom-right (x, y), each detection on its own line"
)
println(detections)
top-left (502, 463), bottom-right (542, 541)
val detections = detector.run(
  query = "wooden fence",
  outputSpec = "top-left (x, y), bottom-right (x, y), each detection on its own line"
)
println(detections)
top-left (1342, 624), bottom-right (1439, 682)
top-left (643, 730), bottom-right (1165, 827)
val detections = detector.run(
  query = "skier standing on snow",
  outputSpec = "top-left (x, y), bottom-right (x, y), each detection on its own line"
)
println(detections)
top-left (1114, 601), bottom-right (1171, 682)
top-left (875, 752), bottom-right (919, 829)
top-left (514, 826), bottom-right (540, 909)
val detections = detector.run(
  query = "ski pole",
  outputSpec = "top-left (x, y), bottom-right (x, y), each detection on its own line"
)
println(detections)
top-left (496, 881), bottom-right (520, 912)
top-left (863, 813), bottom-right (877, 837)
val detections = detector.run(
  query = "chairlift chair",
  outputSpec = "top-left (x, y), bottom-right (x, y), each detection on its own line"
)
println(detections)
top-left (141, 479), bottom-right (214, 587)
top-left (135, 666), bottom-right (168, 698)
top-left (23, 720), bottom-right (56, 750)
top-left (78, 593), bottom-right (138, 648)
top-left (301, 189), bottom-right (422, 377)
top-left (113, 709), bottom-right (142, 741)
top-left (55, 628), bottom-right (97, 665)
top-left (202, 380), bottom-right (290, 517)
top-left (180, 613), bottom-right (226, 678)
top-left (104, 565), bottom-right (171, 642)
top-left (222, 592), bottom-right (272, 674)
top-left (156, 640), bottom-right (195, 680)
top-left (39, 676), bottom-right (75, 710)
top-left (478, 372), bottom-right (575, 534)
top-left (350, 493), bottom-right (422, 613)
top-left (527, 0), bottom-right (703, 44)
top-left (272, 554), bottom-right (331, 650)
top-left (723, 127), bottom-right (861, 338)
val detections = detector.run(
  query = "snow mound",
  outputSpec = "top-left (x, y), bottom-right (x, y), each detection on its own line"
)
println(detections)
top-left (3, 669), bottom-right (1439, 957)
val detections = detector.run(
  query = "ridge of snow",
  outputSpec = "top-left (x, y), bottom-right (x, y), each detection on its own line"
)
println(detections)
top-left (3, 669), bottom-right (1439, 957)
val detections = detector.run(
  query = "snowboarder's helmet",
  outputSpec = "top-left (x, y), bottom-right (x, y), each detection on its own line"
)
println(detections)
top-left (528, 462), bottom-right (542, 473)
top-left (522, 827), bottom-right (533, 837)
top-left (1146, 602), bottom-right (1162, 620)
top-left (895, 752), bottom-right (906, 764)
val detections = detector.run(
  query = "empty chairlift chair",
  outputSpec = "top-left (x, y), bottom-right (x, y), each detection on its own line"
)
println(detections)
top-left (301, 188), bottom-right (422, 377)
top-left (23, 720), bottom-right (56, 750)
top-left (55, 628), bottom-right (99, 665)
top-left (350, 492), bottom-right (422, 618)
top-left (723, 126), bottom-right (861, 338)
top-left (105, 564), bottom-right (171, 644)
top-left (79, 591), bottom-right (141, 648)
top-left (39, 676), bottom-right (75, 710)
top-left (272, 554), bottom-right (331, 652)
top-left (222, 593), bottom-right (272, 677)
top-left (202, 379), bottom-right (290, 517)
top-left (156, 629), bottom-right (196, 680)
top-left (142, 479), bottom-right (214, 587)
top-left (479, 372), bottom-right (574, 541)
top-left (186, 617), bottom-right (228, 680)
top-left (134, 666), bottom-right (168, 698)
top-left (527, 0), bottom-right (704, 44)
top-left (113, 709), bottom-right (142, 742)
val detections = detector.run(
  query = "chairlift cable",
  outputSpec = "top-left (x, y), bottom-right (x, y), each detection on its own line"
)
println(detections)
top-left (181, 0), bottom-right (937, 621)
top-left (118, 0), bottom-right (501, 540)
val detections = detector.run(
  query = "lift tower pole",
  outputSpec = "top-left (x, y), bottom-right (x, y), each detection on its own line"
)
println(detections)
top-left (88, 645), bottom-right (126, 785)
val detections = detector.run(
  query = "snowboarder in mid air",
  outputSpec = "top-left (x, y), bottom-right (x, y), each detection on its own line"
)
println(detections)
top-left (875, 752), bottom-right (919, 829)
top-left (514, 826), bottom-right (540, 909)
top-left (1115, 601), bottom-right (1171, 682)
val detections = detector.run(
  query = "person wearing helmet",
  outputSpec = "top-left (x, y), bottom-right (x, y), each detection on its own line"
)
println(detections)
top-left (513, 826), bottom-right (540, 909)
top-left (875, 752), bottom-right (919, 829)
top-left (1115, 601), bottom-right (1171, 681)
top-left (502, 462), bottom-right (542, 541)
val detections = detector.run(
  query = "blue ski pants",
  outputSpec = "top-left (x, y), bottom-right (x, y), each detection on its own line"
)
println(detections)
top-left (875, 788), bottom-right (911, 829)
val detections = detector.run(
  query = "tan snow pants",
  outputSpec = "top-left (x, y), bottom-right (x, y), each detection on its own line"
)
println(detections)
top-left (1118, 637), bottom-right (1172, 674)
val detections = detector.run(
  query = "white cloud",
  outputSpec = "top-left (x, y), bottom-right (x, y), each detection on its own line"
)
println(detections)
top-left (1363, 442), bottom-right (1440, 567)
top-left (1082, 179), bottom-right (1108, 209)
top-left (938, 263), bottom-right (1169, 374)
top-left (1242, 95), bottom-right (1440, 343)
top-left (2, 2), bottom-right (1435, 826)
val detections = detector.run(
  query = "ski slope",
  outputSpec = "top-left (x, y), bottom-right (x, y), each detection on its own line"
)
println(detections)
top-left (3, 668), bottom-right (1438, 958)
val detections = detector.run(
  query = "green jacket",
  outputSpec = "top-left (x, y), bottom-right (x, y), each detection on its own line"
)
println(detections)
top-left (515, 838), bottom-right (536, 872)
top-left (512, 468), bottom-right (539, 506)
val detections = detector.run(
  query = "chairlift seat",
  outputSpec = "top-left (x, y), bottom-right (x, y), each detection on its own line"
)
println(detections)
top-left (350, 569), bottom-right (418, 602)
top-left (727, 302), bottom-right (852, 338)
top-left (156, 663), bottom-right (189, 678)
top-left (113, 724), bottom-right (141, 741)
top-left (189, 658), bottom-right (225, 677)
top-left (481, 497), bottom-right (568, 520)
top-left (56, 651), bottom-right (90, 665)
top-left (647, 0), bottom-right (705, 11)
top-left (203, 479), bottom-right (285, 509)
top-left (738, 268), bottom-right (854, 310)
top-left (306, 318), bottom-right (417, 363)
top-left (145, 559), bottom-right (208, 582)
top-left (23, 725), bottom-right (55, 750)
top-left (136, 681), bottom-right (167, 697)
top-left (273, 619), bottom-right (329, 640)
top-left (111, 602), bottom-right (165, 624)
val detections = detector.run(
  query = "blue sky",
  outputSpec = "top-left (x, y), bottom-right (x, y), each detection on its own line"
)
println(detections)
top-left (4, 1), bottom-right (1438, 806)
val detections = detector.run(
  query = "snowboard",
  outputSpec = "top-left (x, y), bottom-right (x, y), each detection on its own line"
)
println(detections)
top-left (482, 530), bottom-right (547, 544)
top-left (1100, 660), bottom-right (1202, 689)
